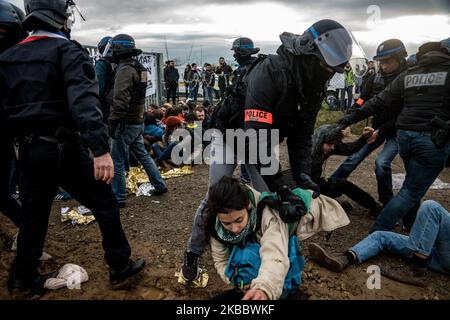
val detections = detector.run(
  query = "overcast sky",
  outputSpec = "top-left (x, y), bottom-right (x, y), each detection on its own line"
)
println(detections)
top-left (11, 0), bottom-right (450, 66)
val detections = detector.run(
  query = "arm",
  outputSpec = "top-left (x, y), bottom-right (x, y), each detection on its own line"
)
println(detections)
top-left (334, 136), bottom-right (368, 156)
top-left (210, 237), bottom-right (231, 285)
top-left (339, 72), bottom-right (406, 127)
top-left (250, 208), bottom-right (290, 300)
top-left (61, 43), bottom-right (109, 157)
top-left (95, 60), bottom-right (107, 97)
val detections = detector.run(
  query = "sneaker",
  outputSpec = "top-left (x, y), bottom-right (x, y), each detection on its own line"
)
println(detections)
top-left (151, 188), bottom-right (168, 196)
top-left (381, 263), bottom-right (427, 287)
top-left (54, 192), bottom-right (73, 202)
top-left (308, 243), bottom-right (349, 272)
top-left (109, 259), bottom-right (146, 285)
top-left (181, 250), bottom-right (200, 282)
top-left (11, 232), bottom-right (52, 261)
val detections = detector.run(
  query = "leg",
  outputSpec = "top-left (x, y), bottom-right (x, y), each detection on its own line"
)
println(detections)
top-left (350, 231), bottom-right (411, 263)
top-left (128, 126), bottom-right (167, 191)
top-left (59, 144), bottom-right (131, 268)
top-left (408, 200), bottom-right (450, 273)
top-left (330, 137), bottom-right (384, 180)
top-left (0, 139), bottom-right (21, 227)
top-left (110, 129), bottom-right (128, 204)
top-left (372, 132), bottom-right (450, 232)
top-left (375, 136), bottom-right (398, 205)
top-left (339, 179), bottom-right (379, 210)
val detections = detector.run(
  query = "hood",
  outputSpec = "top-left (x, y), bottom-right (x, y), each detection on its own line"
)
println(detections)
top-left (311, 124), bottom-right (342, 158)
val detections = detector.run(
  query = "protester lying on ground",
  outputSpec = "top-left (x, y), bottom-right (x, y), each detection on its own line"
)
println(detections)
top-left (308, 200), bottom-right (450, 287)
top-left (311, 124), bottom-right (383, 216)
top-left (205, 177), bottom-right (349, 300)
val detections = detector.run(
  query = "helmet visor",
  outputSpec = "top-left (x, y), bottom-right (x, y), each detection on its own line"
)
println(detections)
top-left (102, 38), bottom-right (113, 58)
top-left (348, 32), bottom-right (368, 78)
top-left (310, 26), bottom-right (352, 67)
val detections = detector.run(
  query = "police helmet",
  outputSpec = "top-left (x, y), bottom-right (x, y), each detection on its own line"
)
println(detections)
top-left (22, 0), bottom-right (83, 31)
top-left (280, 19), bottom-right (364, 74)
top-left (373, 39), bottom-right (407, 61)
top-left (0, 1), bottom-right (27, 47)
top-left (98, 36), bottom-right (112, 55)
top-left (111, 34), bottom-right (142, 58)
top-left (230, 37), bottom-right (260, 56)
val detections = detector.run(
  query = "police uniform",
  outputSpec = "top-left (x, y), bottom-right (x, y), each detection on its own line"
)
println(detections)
top-left (340, 46), bottom-right (450, 232)
top-left (0, 31), bottom-right (132, 281)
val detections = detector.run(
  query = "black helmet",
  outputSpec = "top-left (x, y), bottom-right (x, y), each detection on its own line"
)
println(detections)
top-left (373, 39), bottom-right (407, 61)
top-left (0, 1), bottom-right (27, 51)
top-left (230, 37), bottom-right (260, 56)
top-left (22, 0), bottom-right (83, 31)
top-left (279, 19), bottom-right (356, 73)
top-left (98, 36), bottom-right (112, 54)
top-left (111, 34), bottom-right (142, 58)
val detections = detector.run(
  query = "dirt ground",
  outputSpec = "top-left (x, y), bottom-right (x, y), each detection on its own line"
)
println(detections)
top-left (0, 139), bottom-right (449, 300)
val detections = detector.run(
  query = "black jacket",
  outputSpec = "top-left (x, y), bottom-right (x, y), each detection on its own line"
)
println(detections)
top-left (244, 46), bottom-right (331, 191)
top-left (341, 51), bottom-right (450, 133)
top-left (164, 66), bottom-right (180, 84)
top-left (0, 36), bottom-right (109, 157)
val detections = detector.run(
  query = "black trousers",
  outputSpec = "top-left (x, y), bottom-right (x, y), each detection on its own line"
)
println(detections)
top-left (0, 136), bottom-right (21, 227)
top-left (12, 139), bottom-right (131, 279)
top-left (319, 178), bottom-right (378, 210)
top-left (166, 82), bottom-right (178, 105)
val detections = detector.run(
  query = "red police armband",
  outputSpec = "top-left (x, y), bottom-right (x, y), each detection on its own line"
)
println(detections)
top-left (244, 109), bottom-right (273, 125)
top-left (356, 98), bottom-right (364, 106)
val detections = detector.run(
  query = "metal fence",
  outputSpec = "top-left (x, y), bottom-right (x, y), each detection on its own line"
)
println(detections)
top-left (83, 45), bottom-right (164, 108)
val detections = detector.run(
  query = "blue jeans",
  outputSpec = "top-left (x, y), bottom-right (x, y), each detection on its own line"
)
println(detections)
top-left (374, 136), bottom-right (398, 205)
top-left (203, 86), bottom-right (214, 103)
top-left (372, 130), bottom-right (450, 232)
top-left (111, 124), bottom-right (167, 203)
top-left (189, 85), bottom-right (199, 101)
top-left (351, 200), bottom-right (450, 274)
top-left (152, 142), bottom-right (177, 162)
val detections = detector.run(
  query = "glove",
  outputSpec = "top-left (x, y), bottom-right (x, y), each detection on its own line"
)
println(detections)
top-left (108, 120), bottom-right (120, 139)
top-left (297, 173), bottom-right (321, 198)
top-left (277, 186), bottom-right (308, 223)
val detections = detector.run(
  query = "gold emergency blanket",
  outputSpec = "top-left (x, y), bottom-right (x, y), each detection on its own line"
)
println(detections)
top-left (175, 268), bottom-right (209, 288)
top-left (60, 207), bottom-right (96, 225)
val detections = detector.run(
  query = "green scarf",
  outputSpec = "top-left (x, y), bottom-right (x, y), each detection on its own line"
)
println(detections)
top-left (215, 208), bottom-right (257, 244)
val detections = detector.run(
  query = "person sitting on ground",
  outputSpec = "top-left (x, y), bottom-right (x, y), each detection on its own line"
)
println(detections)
top-left (151, 116), bottom-right (183, 170)
top-left (185, 112), bottom-right (198, 130)
top-left (310, 124), bottom-right (383, 216)
top-left (143, 113), bottom-right (164, 150)
top-left (308, 200), bottom-right (450, 287)
top-left (148, 103), bottom-right (158, 113)
top-left (161, 106), bottom-right (179, 125)
top-left (205, 177), bottom-right (349, 300)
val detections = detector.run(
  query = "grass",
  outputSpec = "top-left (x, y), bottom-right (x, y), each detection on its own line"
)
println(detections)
top-left (315, 102), bottom-right (369, 135)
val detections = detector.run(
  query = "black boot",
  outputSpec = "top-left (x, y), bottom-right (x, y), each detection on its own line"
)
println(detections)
top-left (7, 271), bottom-right (53, 300)
top-left (181, 250), bottom-right (199, 281)
top-left (109, 259), bottom-right (146, 285)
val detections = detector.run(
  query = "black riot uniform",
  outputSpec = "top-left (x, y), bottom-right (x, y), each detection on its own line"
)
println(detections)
top-left (0, 0), bottom-right (27, 227)
top-left (339, 41), bottom-right (450, 232)
top-left (0, 0), bottom-right (144, 295)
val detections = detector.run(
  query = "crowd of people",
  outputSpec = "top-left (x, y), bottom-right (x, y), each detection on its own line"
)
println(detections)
top-left (0, 0), bottom-right (449, 300)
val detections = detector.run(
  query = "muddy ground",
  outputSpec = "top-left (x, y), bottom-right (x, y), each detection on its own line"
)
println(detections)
top-left (0, 139), bottom-right (449, 300)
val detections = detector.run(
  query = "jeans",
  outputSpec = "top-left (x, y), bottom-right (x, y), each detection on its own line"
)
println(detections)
top-left (188, 85), bottom-right (199, 101)
top-left (374, 136), bottom-right (398, 205)
top-left (331, 133), bottom-right (394, 205)
top-left (152, 141), bottom-right (177, 162)
top-left (351, 200), bottom-right (450, 274)
top-left (371, 130), bottom-right (450, 232)
top-left (111, 124), bottom-right (167, 203)
top-left (187, 131), bottom-right (270, 255)
top-left (203, 86), bottom-right (214, 104)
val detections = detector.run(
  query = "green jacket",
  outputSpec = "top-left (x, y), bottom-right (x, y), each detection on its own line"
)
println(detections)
top-left (344, 69), bottom-right (354, 87)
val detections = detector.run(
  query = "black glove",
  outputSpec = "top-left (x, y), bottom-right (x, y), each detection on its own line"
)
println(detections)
top-left (277, 186), bottom-right (308, 223)
top-left (108, 120), bottom-right (120, 139)
top-left (297, 173), bottom-right (321, 198)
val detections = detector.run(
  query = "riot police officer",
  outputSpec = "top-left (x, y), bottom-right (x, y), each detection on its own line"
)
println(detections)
top-left (95, 36), bottom-right (114, 124)
top-left (0, 0), bottom-right (145, 297)
top-left (331, 39), bottom-right (408, 208)
top-left (0, 0), bottom-right (26, 229)
top-left (338, 39), bottom-right (450, 233)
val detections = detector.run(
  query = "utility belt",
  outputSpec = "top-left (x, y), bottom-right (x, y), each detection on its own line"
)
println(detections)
top-left (19, 127), bottom-right (80, 147)
top-left (430, 116), bottom-right (450, 149)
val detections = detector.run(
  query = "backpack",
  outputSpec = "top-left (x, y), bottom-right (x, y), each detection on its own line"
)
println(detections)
top-left (210, 54), bottom-right (267, 131)
top-left (224, 235), bottom-right (305, 299)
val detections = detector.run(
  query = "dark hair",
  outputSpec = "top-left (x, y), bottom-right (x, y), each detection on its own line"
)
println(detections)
top-left (149, 103), bottom-right (158, 110)
top-left (191, 63), bottom-right (197, 68)
top-left (195, 106), bottom-right (205, 114)
top-left (144, 113), bottom-right (157, 126)
top-left (204, 177), bottom-right (250, 237)
top-left (185, 112), bottom-right (197, 123)
top-left (153, 109), bottom-right (164, 120)
top-left (164, 107), bottom-right (178, 118)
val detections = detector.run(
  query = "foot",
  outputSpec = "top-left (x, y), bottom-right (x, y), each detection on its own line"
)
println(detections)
top-left (11, 233), bottom-right (52, 261)
top-left (308, 243), bottom-right (349, 272)
top-left (109, 259), bottom-right (146, 285)
top-left (381, 263), bottom-right (427, 287)
top-left (181, 250), bottom-right (200, 282)
top-left (7, 273), bottom-right (50, 300)
top-left (151, 188), bottom-right (168, 196)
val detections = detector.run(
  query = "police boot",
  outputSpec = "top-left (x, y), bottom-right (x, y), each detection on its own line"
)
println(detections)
top-left (181, 250), bottom-right (200, 282)
top-left (109, 259), bottom-right (146, 285)
top-left (7, 271), bottom-right (51, 300)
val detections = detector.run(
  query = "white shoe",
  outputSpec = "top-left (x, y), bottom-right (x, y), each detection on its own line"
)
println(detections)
top-left (11, 232), bottom-right (18, 251)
